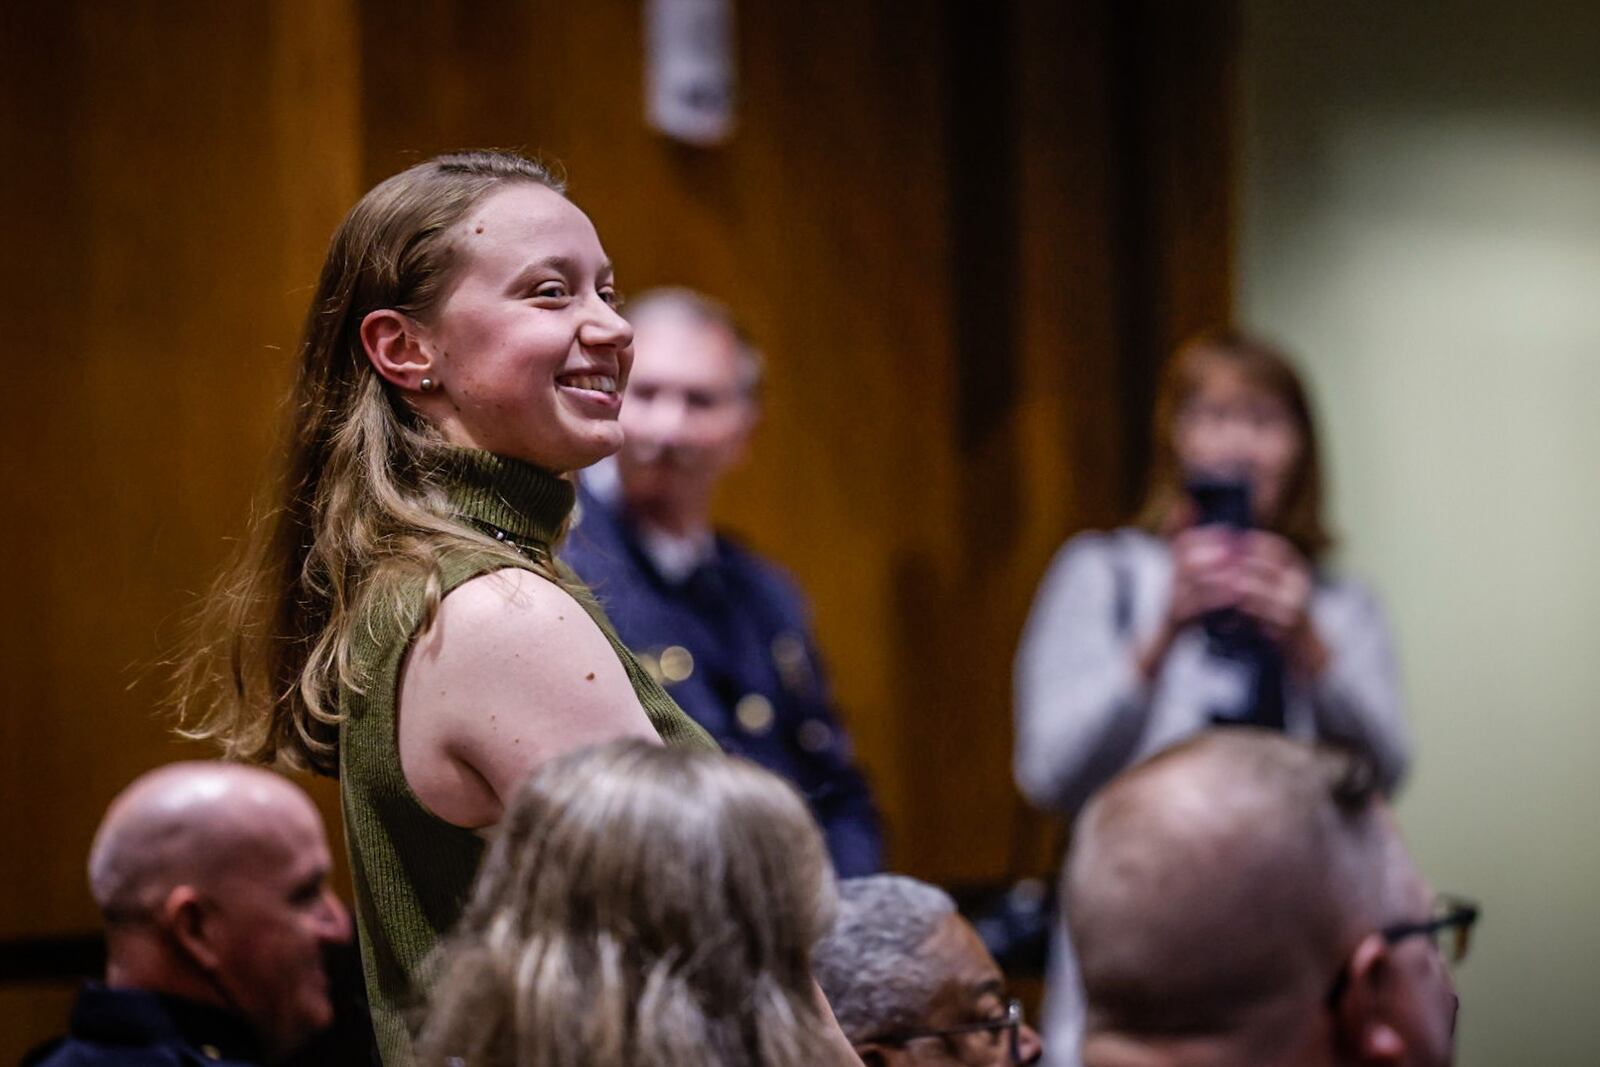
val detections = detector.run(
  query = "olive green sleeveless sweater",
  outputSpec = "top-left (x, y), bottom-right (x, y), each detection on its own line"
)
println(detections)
top-left (339, 449), bottom-right (717, 1066)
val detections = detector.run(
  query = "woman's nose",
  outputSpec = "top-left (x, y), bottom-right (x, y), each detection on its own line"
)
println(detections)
top-left (579, 296), bottom-right (633, 350)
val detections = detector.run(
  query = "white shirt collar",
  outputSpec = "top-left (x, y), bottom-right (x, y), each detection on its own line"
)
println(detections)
top-left (582, 457), bottom-right (715, 583)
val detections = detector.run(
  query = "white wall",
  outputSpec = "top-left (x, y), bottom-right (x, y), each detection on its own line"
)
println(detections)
top-left (1236, 4), bottom-right (1600, 1064)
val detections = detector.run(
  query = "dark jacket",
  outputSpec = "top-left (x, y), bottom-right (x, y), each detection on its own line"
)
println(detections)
top-left (23, 986), bottom-right (264, 1067)
top-left (563, 483), bottom-right (884, 876)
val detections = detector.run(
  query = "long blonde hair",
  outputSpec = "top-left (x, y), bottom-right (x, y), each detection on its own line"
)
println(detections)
top-left (174, 151), bottom-right (563, 774)
top-left (416, 741), bottom-right (842, 1067)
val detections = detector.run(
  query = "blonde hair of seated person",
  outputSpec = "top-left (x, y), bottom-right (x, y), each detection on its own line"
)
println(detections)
top-left (416, 740), bottom-right (843, 1067)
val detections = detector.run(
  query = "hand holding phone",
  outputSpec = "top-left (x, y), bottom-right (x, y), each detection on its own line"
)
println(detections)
top-left (1234, 530), bottom-right (1314, 645)
top-left (1166, 526), bottom-right (1240, 627)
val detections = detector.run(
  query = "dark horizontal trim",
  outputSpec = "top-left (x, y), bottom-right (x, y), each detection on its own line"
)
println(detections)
top-left (0, 932), bottom-right (104, 984)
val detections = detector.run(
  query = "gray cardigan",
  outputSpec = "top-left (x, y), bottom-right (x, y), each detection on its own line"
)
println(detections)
top-left (1014, 528), bottom-right (1409, 815)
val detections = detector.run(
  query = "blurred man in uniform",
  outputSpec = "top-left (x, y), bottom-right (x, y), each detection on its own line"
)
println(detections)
top-left (563, 287), bottom-right (883, 876)
top-left (25, 762), bottom-right (351, 1066)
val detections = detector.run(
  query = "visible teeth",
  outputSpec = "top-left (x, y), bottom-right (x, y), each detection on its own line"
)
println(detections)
top-left (562, 375), bottom-right (616, 394)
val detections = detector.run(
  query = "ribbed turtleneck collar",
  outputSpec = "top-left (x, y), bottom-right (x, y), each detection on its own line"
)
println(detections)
top-left (439, 448), bottom-right (575, 550)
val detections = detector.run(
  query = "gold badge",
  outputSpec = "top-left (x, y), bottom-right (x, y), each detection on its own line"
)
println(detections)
top-left (772, 630), bottom-right (812, 690)
top-left (659, 644), bottom-right (695, 683)
top-left (736, 693), bottom-right (776, 734)
top-left (797, 719), bottom-right (833, 752)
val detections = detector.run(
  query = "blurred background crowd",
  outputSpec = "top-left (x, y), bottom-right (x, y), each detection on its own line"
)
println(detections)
top-left (3, 3), bottom-right (1597, 1066)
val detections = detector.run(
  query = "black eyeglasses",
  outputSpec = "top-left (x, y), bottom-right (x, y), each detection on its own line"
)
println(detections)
top-left (1327, 893), bottom-right (1480, 1005)
top-left (870, 998), bottom-right (1026, 1063)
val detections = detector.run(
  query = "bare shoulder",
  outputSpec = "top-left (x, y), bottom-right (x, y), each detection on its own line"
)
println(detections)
top-left (398, 567), bottom-right (659, 827)
top-left (429, 566), bottom-right (585, 637)
top-left (413, 566), bottom-right (637, 707)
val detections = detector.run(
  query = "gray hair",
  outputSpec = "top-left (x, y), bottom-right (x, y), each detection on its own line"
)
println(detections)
top-left (623, 286), bottom-right (766, 397)
top-left (811, 874), bottom-right (957, 1044)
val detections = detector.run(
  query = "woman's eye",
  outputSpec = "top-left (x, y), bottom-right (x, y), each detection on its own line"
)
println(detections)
top-left (532, 283), bottom-right (568, 300)
top-left (600, 288), bottom-right (624, 309)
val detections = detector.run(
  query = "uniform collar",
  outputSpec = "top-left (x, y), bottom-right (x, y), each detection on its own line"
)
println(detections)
top-left (635, 523), bottom-right (717, 584)
top-left (580, 460), bottom-right (716, 584)
top-left (70, 984), bottom-right (265, 1063)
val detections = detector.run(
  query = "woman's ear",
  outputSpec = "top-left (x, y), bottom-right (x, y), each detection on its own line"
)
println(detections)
top-left (360, 308), bottom-right (434, 391)
top-left (1336, 934), bottom-right (1405, 1064)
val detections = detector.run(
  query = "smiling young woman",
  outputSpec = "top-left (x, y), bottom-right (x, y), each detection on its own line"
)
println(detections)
top-left (172, 151), bottom-right (717, 1065)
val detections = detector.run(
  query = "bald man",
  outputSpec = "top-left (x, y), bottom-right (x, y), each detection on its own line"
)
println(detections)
top-left (1064, 731), bottom-right (1471, 1067)
top-left (26, 763), bottom-right (350, 1066)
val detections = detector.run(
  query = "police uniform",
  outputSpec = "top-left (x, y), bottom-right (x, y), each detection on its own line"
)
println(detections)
top-left (23, 986), bottom-right (265, 1067)
top-left (563, 475), bottom-right (884, 877)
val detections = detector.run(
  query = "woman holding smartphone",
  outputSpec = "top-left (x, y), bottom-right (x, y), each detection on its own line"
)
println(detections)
top-left (1013, 332), bottom-right (1408, 1066)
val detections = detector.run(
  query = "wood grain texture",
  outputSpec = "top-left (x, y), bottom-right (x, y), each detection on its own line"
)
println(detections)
top-left (1, 3), bottom-right (362, 1058)
top-left (2, 2), bottom-right (1232, 1056)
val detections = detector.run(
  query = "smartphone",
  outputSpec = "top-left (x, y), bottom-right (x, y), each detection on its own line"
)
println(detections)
top-left (1186, 476), bottom-right (1255, 649)
top-left (1187, 476), bottom-right (1252, 530)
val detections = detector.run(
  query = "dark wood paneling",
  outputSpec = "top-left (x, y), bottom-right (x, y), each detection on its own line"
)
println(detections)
top-left (0, 2), bottom-right (363, 1057)
top-left (1, 3), bottom-right (1233, 1055)
top-left (1106, 0), bottom-right (1240, 510)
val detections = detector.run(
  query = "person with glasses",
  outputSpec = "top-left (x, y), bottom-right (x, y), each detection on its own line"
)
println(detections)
top-left (1064, 729), bottom-right (1472, 1067)
top-left (813, 874), bottom-right (1044, 1065)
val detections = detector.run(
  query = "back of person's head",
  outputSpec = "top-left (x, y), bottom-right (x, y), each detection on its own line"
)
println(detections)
top-left (89, 761), bottom-right (349, 1059)
top-left (1066, 730), bottom-right (1457, 1067)
top-left (814, 874), bottom-right (1042, 1065)
top-left (417, 740), bottom-right (840, 1067)
top-left (1135, 330), bottom-right (1331, 559)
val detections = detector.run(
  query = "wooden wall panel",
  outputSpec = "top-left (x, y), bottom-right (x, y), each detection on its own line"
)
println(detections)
top-left (2, 1), bottom-right (1233, 1057)
top-left (0, 2), bottom-right (362, 1058)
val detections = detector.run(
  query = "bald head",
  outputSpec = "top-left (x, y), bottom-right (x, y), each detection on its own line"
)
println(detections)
top-left (89, 762), bottom-right (319, 923)
top-left (86, 762), bottom-right (348, 1056)
top-left (1066, 731), bottom-right (1408, 1051)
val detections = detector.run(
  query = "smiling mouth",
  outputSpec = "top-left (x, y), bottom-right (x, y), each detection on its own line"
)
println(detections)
top-left (557, 373), bottom-right (618, 395)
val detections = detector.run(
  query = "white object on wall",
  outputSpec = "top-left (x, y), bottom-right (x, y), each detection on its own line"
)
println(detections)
top-left (645, 0), bottom-right (736, 146)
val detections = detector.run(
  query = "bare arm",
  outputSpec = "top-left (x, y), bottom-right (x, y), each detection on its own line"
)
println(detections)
top-left (397, 567), bottom-right (661, 828)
